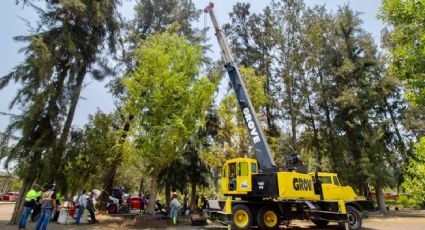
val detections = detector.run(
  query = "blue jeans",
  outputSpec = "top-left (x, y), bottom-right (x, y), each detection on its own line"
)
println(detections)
top-left (76, 206), bottom-right (84, 225)
top-left (34, 208), bottom-right (51, 230)
top-left (87, 205), bottom-right (96, 221)
top-left (18, 206), bottom-right (32, 228)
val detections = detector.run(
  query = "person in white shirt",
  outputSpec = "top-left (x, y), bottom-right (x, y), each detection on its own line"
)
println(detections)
top-left (76, 190), bottom-right (88, 225)
top-left (169, 192), bottom-right (181, 225)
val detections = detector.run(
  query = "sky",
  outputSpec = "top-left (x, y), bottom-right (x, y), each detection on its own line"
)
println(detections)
top-left (0, 0), bottom-right (384, 133)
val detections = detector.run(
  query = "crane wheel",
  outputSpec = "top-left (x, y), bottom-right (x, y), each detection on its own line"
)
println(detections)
top-left (338, 206), bottom-right (362, 230)
top-left (256, 206), bottom-right (281, 230)
top-left (231, 204), bottom-right (252, 230)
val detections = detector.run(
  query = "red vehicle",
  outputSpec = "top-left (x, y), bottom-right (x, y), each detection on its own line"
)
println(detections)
top-left (1, 192), bottom-right (19, 201)
top-left (130, 196), bottom-right (141, 209)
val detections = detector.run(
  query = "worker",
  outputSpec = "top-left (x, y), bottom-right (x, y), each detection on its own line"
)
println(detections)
top-left (182, 193), bottom-right (188, 215)
top-left (169, 192), bottom-right (181, 225)
top-left (76, 189), bottom-right (88, 225)
top-left (229, 173), bottom-right (236, 190)
top-left (53, 189), bottom-right (61, 221)
top-left (87, 191), bottom-right (98, 223)
top-left (35, 183), bottom-right (56, 230)
top-left (18, 184), bottom-right (40, 230)
top-left (30, 186), bottom-right (44, 222)
top-left (139, 193), bottom-right (146, 213)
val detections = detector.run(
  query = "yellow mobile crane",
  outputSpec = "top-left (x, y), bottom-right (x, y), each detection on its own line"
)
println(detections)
top-left (204, 3), bottom-right (370, 230)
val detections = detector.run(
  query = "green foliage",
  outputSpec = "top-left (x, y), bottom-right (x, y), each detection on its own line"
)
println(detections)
top-left (63, 112), bottom-right (124, 194)
top-left (379, 0), bottom-right (425, 107)
top-left (396, 194), bottom-right (417, 208)
top-left (124, 32), bottom-right (216, 174)
top-left (402, 137), bottom-right (425, 207)
top-left (203, 66), bottom-right (268, 167)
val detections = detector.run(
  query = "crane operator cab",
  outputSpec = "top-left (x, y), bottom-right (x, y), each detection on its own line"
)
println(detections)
top-left (221, 154), bottom-right (319, 200)
top-left (221, 158), bottom-right (258, 195)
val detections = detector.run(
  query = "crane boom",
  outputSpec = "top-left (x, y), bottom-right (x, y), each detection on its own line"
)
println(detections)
top-left (204, 3), bottom-right (277, 172)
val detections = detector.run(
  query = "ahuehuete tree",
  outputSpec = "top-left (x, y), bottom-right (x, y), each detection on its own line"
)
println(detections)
top-left (104, 0), bottom-right (204, 211)
top-left (123, 32), bottom-right (217, 214)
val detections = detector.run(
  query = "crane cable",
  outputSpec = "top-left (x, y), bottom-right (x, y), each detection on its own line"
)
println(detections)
top-left (201, 9), bottom-right (209, 74)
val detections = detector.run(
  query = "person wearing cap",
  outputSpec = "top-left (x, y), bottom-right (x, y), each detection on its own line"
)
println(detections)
top-left (18, 184), bottom-right (40, 230)
top-left (169, 192), bottom-right (181, 225)
top-left (35, 183), bottom-right (56, 230)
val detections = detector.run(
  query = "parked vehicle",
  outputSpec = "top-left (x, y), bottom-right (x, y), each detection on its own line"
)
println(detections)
top-left (0, 192), bottom-right (19, 201)
top-left (130, 196), bottom-right (141, 209)
top-left (107, 196), bottom-right (130, 214)
top-left (106, 188), bottom-right (130, 214)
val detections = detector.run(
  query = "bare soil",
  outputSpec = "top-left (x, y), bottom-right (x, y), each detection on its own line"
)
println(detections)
top-left (1, 203), bottom-right (425, 229)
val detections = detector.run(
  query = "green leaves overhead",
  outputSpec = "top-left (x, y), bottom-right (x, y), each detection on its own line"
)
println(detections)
top-left (379, 0), bottom-right (425, 107)
top-left (124, 33), bottom-right (216, 172)
top-left (402, 137), bottom-right (425, 206)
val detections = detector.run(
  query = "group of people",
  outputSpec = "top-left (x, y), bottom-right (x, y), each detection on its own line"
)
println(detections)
top-left (18, 183), bottom-right (59, 230)
top-left (19, 184), bottom-right (210, 229)
top-left (166, 192), bottom-right (212, 224)
top-left (18, 183), bottom-right (98, 230)
top-left (75, 189), bottom-right (98, 225)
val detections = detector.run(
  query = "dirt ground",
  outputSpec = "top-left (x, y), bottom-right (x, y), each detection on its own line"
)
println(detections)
top-left (1, 203), bottom-right (425, 229)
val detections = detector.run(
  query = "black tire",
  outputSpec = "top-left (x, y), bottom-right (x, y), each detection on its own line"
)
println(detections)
top-left (339, 206), bottom-right (362, 230)
top-left (231, 204), bottom-right (253, 230)
top-left (256, 206), bottom-right (281, 230)
top-left (311, 219), bottom-right (329, 227)
top-left (107, 204), bottom-right (117, 214)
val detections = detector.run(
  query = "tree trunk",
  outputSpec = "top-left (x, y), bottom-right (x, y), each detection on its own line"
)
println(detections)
top-left (10, 178), bottom-right (33, 224)
top-left (44, 64), bottom-right (69, 180)
top-left (49, 63), bottom-right (88, 182)
top-left (165, 182), bottom-right (171, 210)
top-left (98, 160), bottom-right (119, 211)
top-left (98, 116), bottom-right (132, 211)
top-left (286, 74), bottom-right (298, 151)
top-left (375, 182), bottom-right (388, 215)
top-left (10, 147), bottom-right (44, 224)
top-left (385, 98), bottom-right (408, 159)
top-left (306, 86), bottom-right (321, 170)
top-left (139, 177), bottom-right (145, 195)
top-left (146, 174), bottom-right (159, 214)
top-left (190, 180), bottom-right (197, 211)
top-left (319, 71), bottom-right (339, 167)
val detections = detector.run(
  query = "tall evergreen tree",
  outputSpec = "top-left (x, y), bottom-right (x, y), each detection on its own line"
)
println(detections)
top-left (1, 0), bottom-right (121, 222)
